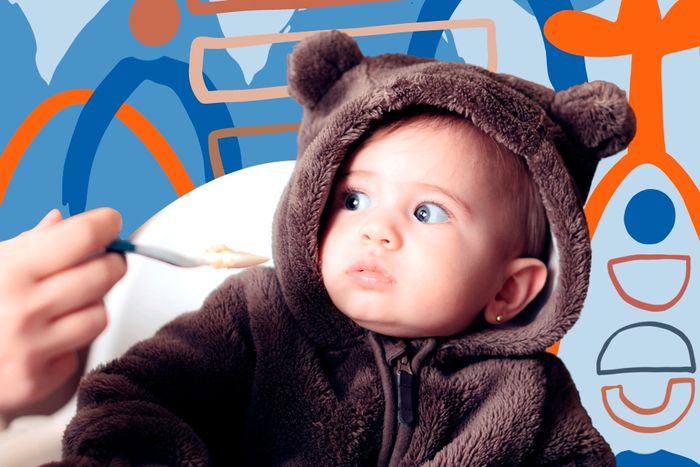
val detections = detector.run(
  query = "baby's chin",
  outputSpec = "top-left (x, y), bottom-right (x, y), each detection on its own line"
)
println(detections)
top-left (344, 313), bottom-right (439, 338)
top-left (333, 299), bottom-right (466, 338)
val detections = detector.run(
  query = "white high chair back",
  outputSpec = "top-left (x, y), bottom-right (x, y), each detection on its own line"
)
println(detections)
top-left (90, 160), bottom-right (294, 367)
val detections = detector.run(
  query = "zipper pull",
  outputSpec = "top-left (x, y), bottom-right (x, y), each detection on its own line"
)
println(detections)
top-left (396, 355), bottom-right (415, 426)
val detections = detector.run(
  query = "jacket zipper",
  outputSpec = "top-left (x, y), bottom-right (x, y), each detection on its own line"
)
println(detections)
top-left (369, 334), bottom-right (436, 467)
top-left (383, 351), bottom-right (417, 467)
top-left (395, 354), bottom-right (415, 426)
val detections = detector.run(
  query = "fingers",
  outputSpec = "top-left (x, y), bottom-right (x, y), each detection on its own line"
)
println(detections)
top-left (6, 209), bottom-right (63, 245)
top-left (25, 207), bottom-right (123, 280)
top-left (37, 301), bottom-right (109, 359)
top-left (31, 252), bottom-right (126, 321)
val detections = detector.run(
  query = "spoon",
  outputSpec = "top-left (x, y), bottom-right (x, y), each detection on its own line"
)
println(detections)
top-left (106, 239), bottom-right (269, 269)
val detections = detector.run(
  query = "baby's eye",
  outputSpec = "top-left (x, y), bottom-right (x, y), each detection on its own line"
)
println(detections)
top-left (343, 191), bottom-right (371, 211)
top-left (414, 203), bottom-right (449, 224)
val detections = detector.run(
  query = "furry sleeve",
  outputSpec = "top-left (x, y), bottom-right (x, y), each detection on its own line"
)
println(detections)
top-left (527, 353), bottom-right (615, 467)
top-left (48, 273), bottom-right (255, 466)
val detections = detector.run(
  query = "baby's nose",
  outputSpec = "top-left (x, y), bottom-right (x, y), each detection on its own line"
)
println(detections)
top-left (360, 219), bottom-right (401, 250)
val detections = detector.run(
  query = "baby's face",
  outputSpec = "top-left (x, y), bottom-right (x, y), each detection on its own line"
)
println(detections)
top-left (320, 122), bottom-right (514, 337)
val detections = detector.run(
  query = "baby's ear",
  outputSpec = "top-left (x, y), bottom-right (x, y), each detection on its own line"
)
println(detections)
top-left (550, 81), bottom-right (636, 159)
top-left (287, 30), bottom-right (364, 109)
top-left (485, 258), bottom-right (548, 325)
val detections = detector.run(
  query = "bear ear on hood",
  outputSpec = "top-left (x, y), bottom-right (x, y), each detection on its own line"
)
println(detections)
top-left (287, 30), bottom-right (364, 109)
top-left (550, 80), bottom-right (636, 160)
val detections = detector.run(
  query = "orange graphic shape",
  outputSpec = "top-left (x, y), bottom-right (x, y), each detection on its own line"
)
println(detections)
top-left (544, 0), bottom-right (700, 240)
top-left (0, 90), bottom-right (195, 207)
top-left (209, 124), bottom-right (300, 178)
top-left (190, 19), bottom-right (497, 103)
top-left (608, 254), bottom-right (691, 312)
top-left (601, 377), bottom-right (695, 433)
top-left (186, 0), bottom-right (396, 15)
top-left (130, 0), bottom-right (181, 47)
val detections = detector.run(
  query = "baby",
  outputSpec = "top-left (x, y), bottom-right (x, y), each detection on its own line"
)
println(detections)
top-left (320, 108), bottom-right (548, 339)
top-left (50, 31), bottom-right (635, 466)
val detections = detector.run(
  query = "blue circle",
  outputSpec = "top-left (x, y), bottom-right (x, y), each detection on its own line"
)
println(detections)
top-left (624, 189), bottom-right (675, 244)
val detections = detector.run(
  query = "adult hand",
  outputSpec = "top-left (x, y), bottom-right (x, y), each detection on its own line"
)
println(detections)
top-left (0, 208), bottom-right (127, 427)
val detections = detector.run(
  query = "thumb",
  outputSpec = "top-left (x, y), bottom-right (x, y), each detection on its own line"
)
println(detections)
top-left (33, 208), bottom-right (63, 231)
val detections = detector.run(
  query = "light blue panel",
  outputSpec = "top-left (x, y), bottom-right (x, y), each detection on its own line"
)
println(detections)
top-left (662, 49), bottom-right (700, 191)
top-left (559, 165), bottom-right (699, 460)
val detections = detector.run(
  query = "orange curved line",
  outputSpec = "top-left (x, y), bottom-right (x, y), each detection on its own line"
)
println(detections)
top-left (0, 90), bottom-right (91, 205)
top-left (608, 255), bottom-right (691, 311)
top-left (601, 378), bottom-right (695, 433)
top-left (656, 152), bottom-right (700, 239)
top-left (583, 153), bottom-right (638, 239)
top-left (115, 105), bottom-right (195, 196)
top-left (0, 90), bottom-right (194, 206)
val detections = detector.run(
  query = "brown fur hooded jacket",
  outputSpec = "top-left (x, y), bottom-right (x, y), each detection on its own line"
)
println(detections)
top-left (52, 31), bottom-right (636, 466)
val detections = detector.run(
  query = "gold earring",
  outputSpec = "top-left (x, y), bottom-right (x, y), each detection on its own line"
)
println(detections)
top-left (495, 315), bottom-right (503, 323)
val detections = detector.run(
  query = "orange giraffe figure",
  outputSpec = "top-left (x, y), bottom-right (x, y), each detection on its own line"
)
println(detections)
top-left (544, 0), bottom-right (700, 240)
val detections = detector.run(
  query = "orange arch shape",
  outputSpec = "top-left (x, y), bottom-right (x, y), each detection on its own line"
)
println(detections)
top-left (584, 153), bottom-right (700, 241)
top-left (0, 89), bottom-right (195, 207)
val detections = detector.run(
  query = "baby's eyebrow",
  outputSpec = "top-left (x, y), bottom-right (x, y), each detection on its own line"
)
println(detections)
top-left (414, 181), bottom-right (472, 215)
top-left (336, 170), bottom-right (375, 185)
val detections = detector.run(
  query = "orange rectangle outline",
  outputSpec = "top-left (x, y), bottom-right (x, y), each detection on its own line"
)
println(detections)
top-left (209, 123), bottom-right (300, 177)
top-left (190, 19), bottom-right (497, 104)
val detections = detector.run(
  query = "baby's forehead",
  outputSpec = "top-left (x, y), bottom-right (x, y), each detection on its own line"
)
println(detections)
top-left (347, 122), bottom-right (510, 196)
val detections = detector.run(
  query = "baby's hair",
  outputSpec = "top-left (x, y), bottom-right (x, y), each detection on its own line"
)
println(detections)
top-left (352, 106), bottom-right (548, 261)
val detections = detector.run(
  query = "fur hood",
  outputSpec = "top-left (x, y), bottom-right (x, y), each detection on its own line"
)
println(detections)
top-left (272, 30), bottom-right (636, 357)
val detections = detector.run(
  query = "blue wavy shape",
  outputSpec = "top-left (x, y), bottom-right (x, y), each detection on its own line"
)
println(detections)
top-left (407, 0), bottom-right (462, 58)
top-left (525, 0), bottom-right (588, 90)
top-left (63, 56), bottom-right (240, 214)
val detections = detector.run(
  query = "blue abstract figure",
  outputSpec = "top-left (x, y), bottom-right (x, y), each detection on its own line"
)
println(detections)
top-left (407, 0), bottom-right (462, 59)
top-left (63, 56), bottom-right (241, 214)
top-left (518, 0), bottom-right (589, 90)
top-left (624, 189), bottom-right (676, 245)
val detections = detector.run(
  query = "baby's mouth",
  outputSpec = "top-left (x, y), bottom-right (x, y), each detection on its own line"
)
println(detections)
top-left (347, 260), bottom-right (396, 286)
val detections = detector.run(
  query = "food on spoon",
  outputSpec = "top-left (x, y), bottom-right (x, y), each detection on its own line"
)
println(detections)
top-left (203, 244), bottom-right (268, 269)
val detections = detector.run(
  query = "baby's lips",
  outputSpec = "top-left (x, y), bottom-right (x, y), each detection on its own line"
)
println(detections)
top-left (347, 258), bottom-right (395, 282)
